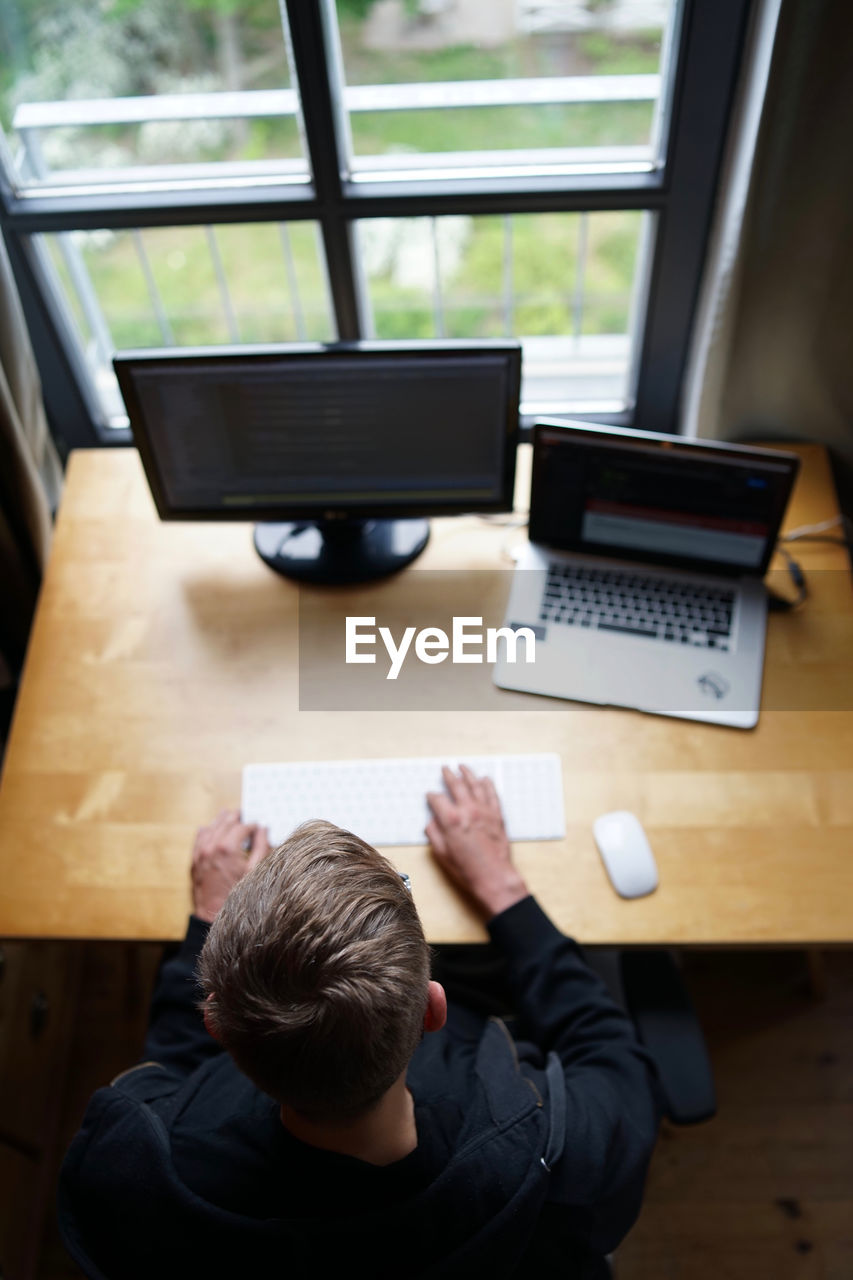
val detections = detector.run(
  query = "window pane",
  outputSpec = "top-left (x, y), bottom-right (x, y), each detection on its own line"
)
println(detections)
top-left (332, 0), bottom-right (679, 179)
top-left (37, 222), bottom-right (334, 426)
top-left (357, 210), bottom-right (649, 410)
top-left (1, 2), bottom-right (307, 192)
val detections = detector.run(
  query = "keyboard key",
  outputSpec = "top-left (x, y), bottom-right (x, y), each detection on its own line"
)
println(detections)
top-left (598, 622), bottom-right (658, 638)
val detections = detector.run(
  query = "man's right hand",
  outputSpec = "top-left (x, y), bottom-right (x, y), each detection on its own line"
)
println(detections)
top-left (191, 809), bottom-right (271, 924)
top-left (426, 764), bottom-right (529, 921)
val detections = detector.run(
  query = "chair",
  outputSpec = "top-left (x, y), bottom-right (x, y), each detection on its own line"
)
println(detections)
top-left (589, 946), bottom-right (716, 1125)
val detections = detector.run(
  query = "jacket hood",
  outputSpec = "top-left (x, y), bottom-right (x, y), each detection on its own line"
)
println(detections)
top-left (59, 1020), bottom-right (561, 1280)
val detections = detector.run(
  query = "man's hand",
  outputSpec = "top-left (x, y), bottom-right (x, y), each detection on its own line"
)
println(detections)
top-left (426, 765), bottom-right (529, 920)
top-left (191, 809), bottom-right (271, 924)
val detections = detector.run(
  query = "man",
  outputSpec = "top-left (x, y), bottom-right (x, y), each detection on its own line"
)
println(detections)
top-left (59, 765), bottom-right (662, 1279)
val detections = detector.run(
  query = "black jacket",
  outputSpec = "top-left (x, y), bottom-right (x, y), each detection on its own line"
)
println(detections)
top-left (58, 897), bottom-right (662, 1279)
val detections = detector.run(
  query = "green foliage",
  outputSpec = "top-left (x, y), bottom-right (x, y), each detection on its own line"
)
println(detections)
top-left (67, 221), bottom-right (334, 350)
top-left (336, 31), bottom-right (513, 87)
top-left (444, 304), bottom-right (500, 339)
top-left (577, 30), bottom-right (661, 74)
top-left (336, 0), bottom-right (378, 19)
top-left (372, 303), bottom-right (435, 340)
top-left (351, 100), bottom-right (652, 158)
top-left (583, 296), bottom-right (631, 334)
top-left (354, 210), bottom-right (640, 347)
top-left (68, 209), bottom-right (642, 353)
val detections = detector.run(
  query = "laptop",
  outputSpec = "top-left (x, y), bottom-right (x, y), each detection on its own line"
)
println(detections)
top-left (493, 421), bottom-right (800, 729)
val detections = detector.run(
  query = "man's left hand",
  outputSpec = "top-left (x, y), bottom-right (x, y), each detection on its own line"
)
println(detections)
top-left (191, 809), bottom-right (271, 924)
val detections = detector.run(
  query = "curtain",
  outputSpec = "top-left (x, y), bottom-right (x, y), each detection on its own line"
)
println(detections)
top-left (0, 233), bottom-right (63, 680)
top-left (682, 0), bottom-right (853, 510)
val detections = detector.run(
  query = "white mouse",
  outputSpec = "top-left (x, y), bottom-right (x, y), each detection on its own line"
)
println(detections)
top-left (593, 811), bottom-right (659, 899)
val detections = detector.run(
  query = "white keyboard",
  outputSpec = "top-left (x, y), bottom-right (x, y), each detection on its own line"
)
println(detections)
top-left (242, 753), bottom-right (565, 848)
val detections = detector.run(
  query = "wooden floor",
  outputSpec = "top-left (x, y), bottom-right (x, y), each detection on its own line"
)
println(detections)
top-left (3, 941), bottom-right (852, 1279)
top-left (618, 948), bottom-right (853, 1280)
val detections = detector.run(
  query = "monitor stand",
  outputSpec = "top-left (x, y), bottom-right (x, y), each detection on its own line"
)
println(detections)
top-left (253, 517), bottom-right (430, 585)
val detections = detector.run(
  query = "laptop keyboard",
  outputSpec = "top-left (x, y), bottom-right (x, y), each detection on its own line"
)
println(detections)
top-left (540, 563), bottom-right (736, 650)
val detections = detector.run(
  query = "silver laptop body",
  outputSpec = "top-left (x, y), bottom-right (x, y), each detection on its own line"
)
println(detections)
top-left (493, 422), bottom-right (800, 729)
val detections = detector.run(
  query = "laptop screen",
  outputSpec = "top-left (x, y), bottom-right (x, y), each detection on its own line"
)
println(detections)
top-left (529, 423), bottom-right (800, 577)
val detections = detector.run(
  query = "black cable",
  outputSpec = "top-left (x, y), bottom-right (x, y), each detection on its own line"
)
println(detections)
top-left (769, 512), bottom-right (853, 610)
top-left (767, 546), bottom-right (808, 612)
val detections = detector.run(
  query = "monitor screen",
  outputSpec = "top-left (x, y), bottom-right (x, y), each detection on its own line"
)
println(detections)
top-left (529, 421), bottom-right (800, 577)
top-left (114, 342), bottom-right (521, 522)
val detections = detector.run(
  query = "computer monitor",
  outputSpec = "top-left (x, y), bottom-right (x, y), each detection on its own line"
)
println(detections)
top-left (113, 340), bottom-right (521, 584)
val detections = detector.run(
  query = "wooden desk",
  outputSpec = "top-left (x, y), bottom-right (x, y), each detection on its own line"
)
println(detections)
top-left (1, 444), bottom-right (851, 945)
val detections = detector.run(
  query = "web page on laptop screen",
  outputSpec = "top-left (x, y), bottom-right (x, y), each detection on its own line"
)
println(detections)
top-left (531, 429), bottom-right (795, 573)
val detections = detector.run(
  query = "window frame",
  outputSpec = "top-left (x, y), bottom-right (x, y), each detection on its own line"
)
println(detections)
top-left (0, 0), bottom-right (754, 454)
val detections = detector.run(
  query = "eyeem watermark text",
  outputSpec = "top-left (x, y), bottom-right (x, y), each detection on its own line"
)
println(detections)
top-left (346, 616), bottom-right (536, 680)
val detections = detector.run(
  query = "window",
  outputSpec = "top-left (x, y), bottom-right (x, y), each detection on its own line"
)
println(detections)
top-left (0, 0), bottom-right (752, 448)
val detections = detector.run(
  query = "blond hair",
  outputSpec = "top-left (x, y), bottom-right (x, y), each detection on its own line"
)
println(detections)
top-left (198, 821), bottom-right (429, 1122)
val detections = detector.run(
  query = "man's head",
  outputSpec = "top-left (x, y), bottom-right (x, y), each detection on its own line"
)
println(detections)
top-left (197, 820), bottom-right (433, 1123)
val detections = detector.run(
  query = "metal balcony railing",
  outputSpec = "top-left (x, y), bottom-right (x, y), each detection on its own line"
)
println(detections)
top-left (12, 75), bottom-right (660, 187)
